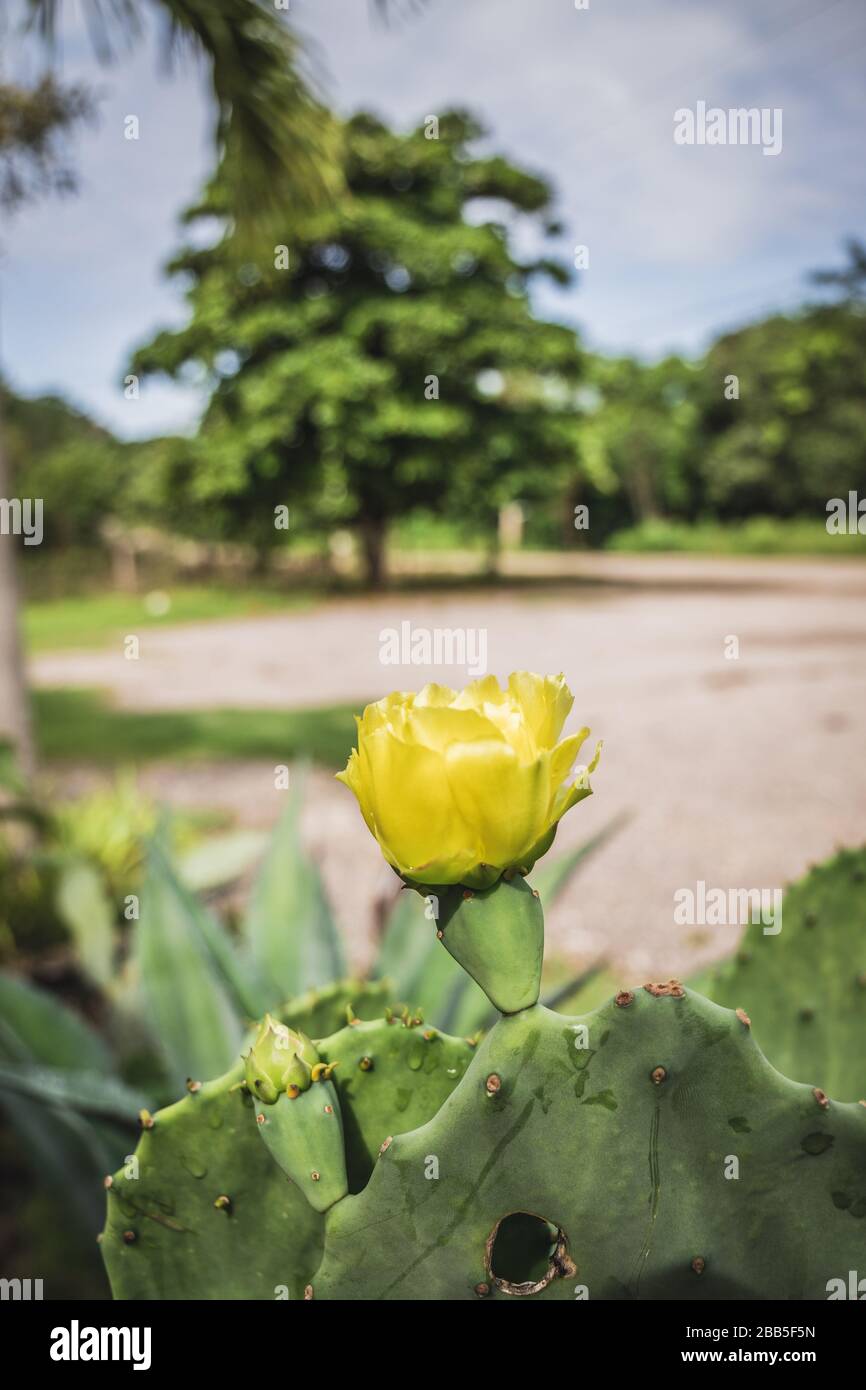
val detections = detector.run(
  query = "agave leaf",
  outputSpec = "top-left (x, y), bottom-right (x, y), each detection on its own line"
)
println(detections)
top-left (0, 1063), bottom-right (148, 1125)
top-left (135, 838), bottom-right (245, 1088)
top-left (241, 772), bottom-right (345, 1000)
top-left (0, 971), bottom-right (111, 1072)
top-left (55, 856), bottom-right (116, 989)
top-left (528, 812), bottom-right (630, 907)
top-left (177, 829), bottom-right (269, 893)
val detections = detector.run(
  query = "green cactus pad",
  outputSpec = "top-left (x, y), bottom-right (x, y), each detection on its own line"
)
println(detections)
top-left (102, 1062), bottom-right (324, 1300)
top-left (696, 847), bottom-right (866, 1102)
top-left (102, 984), bottom-right (376, 1297)
top-left (310, 989), bottom-right (866, 1300)
top-left (103, 1003), bottom-right (475, 1297)
top-left (254, 1078), bottom-right (347, 1212)
top-left (434, 875), bottom-right (543, 1015)
top-left (317, 1014), bottom-right (476, 1191)
top-left (275, 979), bottom-right (393, 1038)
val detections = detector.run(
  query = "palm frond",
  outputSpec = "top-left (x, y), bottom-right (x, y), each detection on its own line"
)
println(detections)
top-left (18, 0), bottom-right (343, 219)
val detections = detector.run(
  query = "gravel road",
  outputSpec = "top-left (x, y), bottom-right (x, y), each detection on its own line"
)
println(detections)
top-left (35, 554), bottom-right (866, 982)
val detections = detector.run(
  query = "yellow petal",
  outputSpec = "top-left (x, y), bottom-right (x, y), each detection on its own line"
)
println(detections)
top-left (444, 739), bottom-right (551, 868)
top-left (414, 682), bottom-right (458, 709)
top-left (406, 704), bottom-right (502, 754)
top-left (551, 740), bottom-right (603, 818)
top-left (361, 729), bottom-right (476, 878)
top-left (507, 671), bottom-right (574, 747)
top-left (453, 675), bottom-right (508, 714)
top-left (548, 728), bottom-right (590, 798)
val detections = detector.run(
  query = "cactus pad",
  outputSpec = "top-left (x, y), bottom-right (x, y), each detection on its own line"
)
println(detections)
top-left (311, 989), bottom-right (866, 1300)
top-left (317, 1012), bottom-right (475, 1191)
top-left (103, 1007), bottom-right (475, 1297)
top-left (102, 1061), bottom-right (324, 1300)
top-left (697, 847), bottom-right (866, 1102)
top-left (434, 875), bottom-right (544, 1014)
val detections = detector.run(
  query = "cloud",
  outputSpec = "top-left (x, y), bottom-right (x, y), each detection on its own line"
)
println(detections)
top-left (1, 0), bottom-right (864, 434)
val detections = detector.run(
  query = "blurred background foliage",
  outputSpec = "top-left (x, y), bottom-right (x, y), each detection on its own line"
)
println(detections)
top-left (5, 237), bottom-right (865, 592)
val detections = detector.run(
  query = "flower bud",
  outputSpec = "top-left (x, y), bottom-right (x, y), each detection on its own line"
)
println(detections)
top-left (243, 1014), bottom-right (320, 1104)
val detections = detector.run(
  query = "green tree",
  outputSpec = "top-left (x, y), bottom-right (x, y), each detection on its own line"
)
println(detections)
top-left (810, 238), bottom-right (866, 302)
top-left (0, 0), bottom-right (344, 775)
top-left (0, 76), bottom-right (95, 776)
top-left (573, 354), bottom-right (699, 541)
top-left (693, 303), bottom-right (866, 518)
top-left (133, 111), bottom-right (583, 585)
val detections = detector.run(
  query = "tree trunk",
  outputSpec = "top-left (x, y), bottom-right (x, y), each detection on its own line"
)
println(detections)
top-left (109, 538), bottom-right (139, 592)
top-left (358, 516), bottom-right (387, 589)
top-left (0, 398), bottom-right (35, 779)
top-left (563, 478), bottom-right (582, 547)
top-left (483, 509), bottom-right (501, 579)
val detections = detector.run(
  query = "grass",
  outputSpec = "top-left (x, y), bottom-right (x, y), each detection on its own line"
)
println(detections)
top-left (24, 586), bottom-right (312, 654)
top-left (606, 517), bottom-right (866, 556)
top-left (34, 689), bottom-right (359, 769)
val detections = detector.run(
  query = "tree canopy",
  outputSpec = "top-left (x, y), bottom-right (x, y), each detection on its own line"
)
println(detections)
top-left (133, 110), bottom-right (584, 582)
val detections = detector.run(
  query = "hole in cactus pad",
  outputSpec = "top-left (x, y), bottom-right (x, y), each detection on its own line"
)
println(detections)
top-left (485, 1212), bottom-right (574, 1295)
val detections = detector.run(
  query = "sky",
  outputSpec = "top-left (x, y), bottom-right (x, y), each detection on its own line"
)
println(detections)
top-left (1, 0), bottom-right (864, 439)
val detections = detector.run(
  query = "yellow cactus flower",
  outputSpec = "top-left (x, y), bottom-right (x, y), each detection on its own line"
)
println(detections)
top-left (337, 672), bottom-right (601, 888)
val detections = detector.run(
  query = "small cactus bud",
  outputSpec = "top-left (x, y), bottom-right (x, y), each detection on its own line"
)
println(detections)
top-left (243, 1015), bottom-right (320, 1104)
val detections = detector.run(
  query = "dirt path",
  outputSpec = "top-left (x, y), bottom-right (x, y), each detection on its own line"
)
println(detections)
top-left (35, 554), bottom-right (866, 981)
